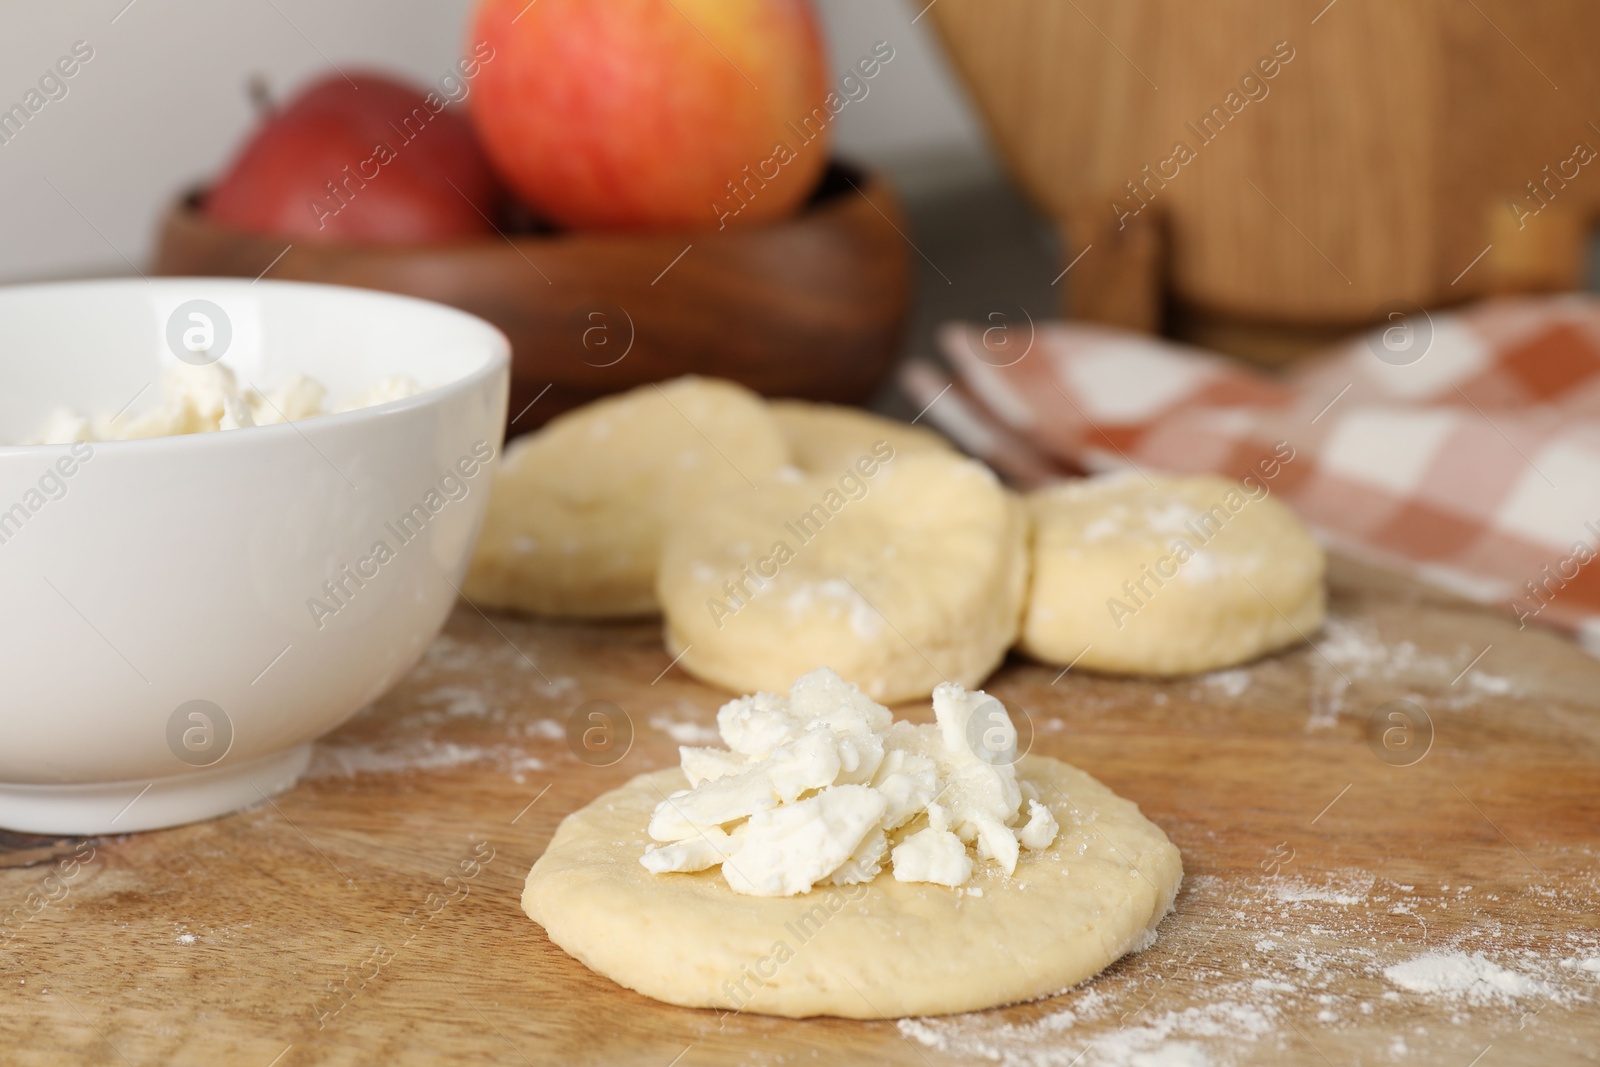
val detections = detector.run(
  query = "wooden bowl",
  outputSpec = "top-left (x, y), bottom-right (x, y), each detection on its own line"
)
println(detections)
top-left (153, 161), bottom-right (911, 432)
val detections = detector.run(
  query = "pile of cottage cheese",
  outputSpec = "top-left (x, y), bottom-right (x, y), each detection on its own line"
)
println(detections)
top-left (642, 668), bottom-right (1059, 896)
top-left (27, 362), bottom-right (421, 444)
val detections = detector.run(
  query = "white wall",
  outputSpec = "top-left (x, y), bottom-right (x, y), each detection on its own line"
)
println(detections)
top-left (814, 0), bottom-right (989, 174)
top-left (0, 0), bottom-right (989, 283)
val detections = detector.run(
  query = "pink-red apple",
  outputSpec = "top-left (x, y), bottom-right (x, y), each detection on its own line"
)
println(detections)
top-left (206, 71), bottom-right (499, 244)
top-left (467, 0), bottom-right (831, 231)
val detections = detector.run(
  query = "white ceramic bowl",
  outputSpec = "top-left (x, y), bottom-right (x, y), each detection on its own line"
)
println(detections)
top-left (0, 278), bottom-right (509, 834)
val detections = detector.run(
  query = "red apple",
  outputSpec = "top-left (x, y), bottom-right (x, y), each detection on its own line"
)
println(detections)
top-left (467, 0), bottom-right (831, 232)
top-left (205, 71), bottom-right (499, 244)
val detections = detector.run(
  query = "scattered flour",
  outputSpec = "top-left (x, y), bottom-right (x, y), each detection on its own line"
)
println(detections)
top-left (1313, 618), bottom-right (1519, 697)
top-left (1296, 616), bottom-right (1520, 730)
top-left (1461, 670), bottom-right (1512, 695)
top-left (1383, 951), bottom-right (1546, 1003)
top-left (1271, 872), bottom-right (1374, 906)
top-left (894, 864), bottom-right (1598, 1067)
top-left (648, 714), bottom-right (719, 745)
top-left (1095, 1000), bottom-right (1275, 1066)
top-left (312, 624), bottom-right (594, 784)
top-left (310, 739), bottom-right (544, 778)
top-left (1201, 670), bottom-right (1252, 699)
top-left (898, 997), bottom-right (1274, 1067)
top-left (416, 686), bottom-right (492, 718)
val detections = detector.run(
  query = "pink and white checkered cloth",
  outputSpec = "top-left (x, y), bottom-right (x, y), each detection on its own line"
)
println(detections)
top-left (900, 295), bottom-right (1600, 654)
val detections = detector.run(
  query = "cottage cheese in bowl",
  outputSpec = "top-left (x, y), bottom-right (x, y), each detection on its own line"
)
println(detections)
top-left (0, 278), bottom-right (510, 834)
top-left (24, 363), bottom-right (423, 444)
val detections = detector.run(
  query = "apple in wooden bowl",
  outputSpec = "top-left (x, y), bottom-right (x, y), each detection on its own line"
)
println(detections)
top-left (153, 0), bottom-right (911, 432)
top-left (153, 162), bottom-right (911, 433)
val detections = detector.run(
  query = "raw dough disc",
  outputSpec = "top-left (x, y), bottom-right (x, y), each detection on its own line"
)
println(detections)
top-left (463, 377), bottom-right (789, 618)
top-left (1022, 473), bottom-right (1326, 675)
top-left (768, 399), bottom-right (953, 475)
top-left (657, 452), bottom-right (1028, 704)
top-left (522, 754), bottom-right (1182, 1019)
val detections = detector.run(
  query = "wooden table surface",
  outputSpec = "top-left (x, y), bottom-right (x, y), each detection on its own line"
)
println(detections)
top-left (3, 557), bottom-right (1597, 1066)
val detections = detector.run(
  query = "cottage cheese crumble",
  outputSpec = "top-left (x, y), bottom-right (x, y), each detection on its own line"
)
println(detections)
top-left (25, 363), bottom-right (422, 443)
top-left (641, 668), bottom-right (1059, 895)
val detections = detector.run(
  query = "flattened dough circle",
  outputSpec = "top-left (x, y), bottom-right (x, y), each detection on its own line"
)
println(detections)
top-left (463, 377), bottom-right (788, 618)
top-left (1022, 473), bottom-right (1326, 675)
top-left (522, 755), bottom-right (1182, 1019)
top-left (768, 399), bottom-right (953, 476)
top-left (657, 452), bottom-right (1028, 704)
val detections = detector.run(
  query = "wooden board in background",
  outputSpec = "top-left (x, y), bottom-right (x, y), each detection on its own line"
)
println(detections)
top-left (926, 0), bottom-right (1600, 358)
top-left (2, 557), bottom-right (1597, 1066)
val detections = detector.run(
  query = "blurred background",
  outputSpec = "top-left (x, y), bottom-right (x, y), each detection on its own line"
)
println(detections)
top-left (6, 0), bottom-right (1600, 517)
top-left (0, 0), bottom-right (1001, 282)
top-left (0, 0), bottom-right (1064, 427)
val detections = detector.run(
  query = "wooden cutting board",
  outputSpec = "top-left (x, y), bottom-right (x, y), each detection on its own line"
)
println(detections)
top-left (3, 557), bottom-right (1597, 1066)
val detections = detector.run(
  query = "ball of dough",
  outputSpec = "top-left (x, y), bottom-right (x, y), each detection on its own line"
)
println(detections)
top-left (1021, 472), bottom-right (1326, 675)
top-left (658, 452), bottom-right (1028, 704)
top-left (464, 377), bottom-right (789, 618)
top-left (522, 755), bottom-right (1182, 1019)
top-left (768, 399), bottom-right (953, 475)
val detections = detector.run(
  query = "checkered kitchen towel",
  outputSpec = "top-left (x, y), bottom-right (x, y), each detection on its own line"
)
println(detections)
top-left (900, 295), bottom-right (1600, 654)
